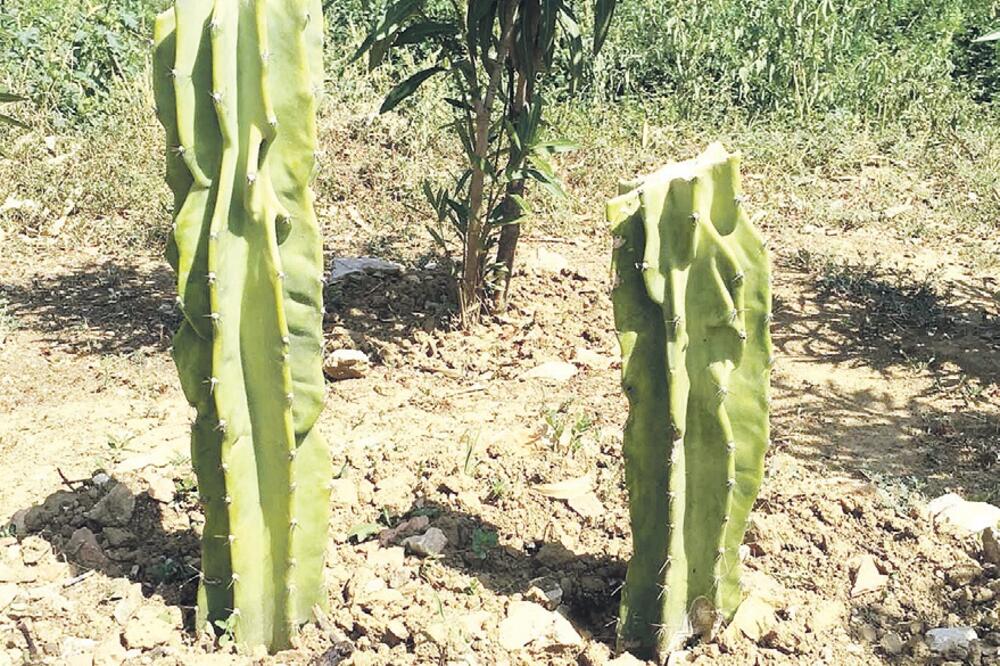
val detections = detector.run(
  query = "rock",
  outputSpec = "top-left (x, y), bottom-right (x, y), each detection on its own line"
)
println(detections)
top-left (535, 542), bottom-right (575, 568)
top-left (66, 528), bottom-right (112, 570)
top-left (567, 492), bottom-right (604, 519)
top-left (525, 580), bottom-right (563, 610)
top-left (926, 627), bottom-right (978, 654)
top-left (573, 347), bottom-right (614, 370)
top-left (402, 528), bottom-right (447, 558)
top-left (112, 583), bottom-right (144, 625)
top-left (142, 471), bottom-right (174, 503)
top-left (92, 638), bottom-right (126, 666)
top-left (724, 595), bottom-right (777, 642)
top-left (324, 350), bottom-right (371, 381)
top-left (528, 248), bottom-right (569, 274)
top-left (102, 528), bottom-right (135, 548)
top-left (983, 527), bottom-right (1000, 565)
top-left (925, 494), bottom-right (1000, 535)
top-left (520, 361), bottom-right (577, 383)
top-left (807, 600), bottom-right (846, 633)
top-left (85, 484), bottom-right (135, 527)
top-left (92, 473), bottom-right (111, 486)
top-left (851, 555), bottom-right (887, 597)
top-left (0, 583), bottom-right (17, 610)
top-left (329, 256), bottom-right (403, 282)
top-left (8, 510), bottom-right (28, 538)
top-left (123, 606), bottom-right (175, 649)
top-left (377, 515), bottom-right (429, 547)
top-left (881, 632), bottom-right (905, 655)
top-left (498, 601), bottom-right (552, 650)
top-left (329, 479), bottom-right (359, 507)
top-left (550, 608), bottom-right (582, 647)
top-left (385, 619), bottom-right (409, 645)
top-left (947, 561), bottom-right (982, 586)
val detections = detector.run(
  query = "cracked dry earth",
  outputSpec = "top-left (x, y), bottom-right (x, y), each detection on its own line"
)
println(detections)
top-left (0, 217), bottom-right (997, 665)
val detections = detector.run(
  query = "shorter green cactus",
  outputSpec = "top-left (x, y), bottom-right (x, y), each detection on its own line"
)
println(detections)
top-left (608, 143), bottom-right (772, 661)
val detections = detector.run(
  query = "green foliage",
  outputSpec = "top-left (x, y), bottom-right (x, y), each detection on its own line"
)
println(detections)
top-left (470, 527), bottom-right (498, 559)
top-left (0, 0), bottom-right (162, 128)
top-left (0, 92), bottom-right (28, 129)
top-left (356, 0), bottom-right (616, 322)
top-left (589, 0), bottom-right (999, 118)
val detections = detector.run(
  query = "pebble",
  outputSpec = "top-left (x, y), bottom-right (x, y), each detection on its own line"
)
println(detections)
top-left (92, 637), bottom-right (126, 666)
top-left (926, 627), bottom-right (978, 654)
top-left (851, 554), bottom-right (887, 597)
top-left (983, 527), bottom-right (999, 565)
top-left (85, 484), bottom-right (135, 527)
top-left (881, 632), bottom-right (905, 655)
top-left (498, 601), bottom-right (552, 650)
top-left (66, 528), bottom-right (112, 570)
top-left (324, 349), bottom-right (370, 380)
top-left (402, 528), bottom-right (447, 558)
top-left (520, 361), bottom-right (578, 383)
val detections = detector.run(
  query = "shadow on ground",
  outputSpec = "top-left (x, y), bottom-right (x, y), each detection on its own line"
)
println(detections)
top-left (770, 251), bottom-right (1000, 502)
top-left (0, 261), bottom-right (178, 355)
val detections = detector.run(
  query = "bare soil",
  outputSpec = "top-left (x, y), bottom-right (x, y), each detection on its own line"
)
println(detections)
top-left (0, 200), bottom-right (998, 666)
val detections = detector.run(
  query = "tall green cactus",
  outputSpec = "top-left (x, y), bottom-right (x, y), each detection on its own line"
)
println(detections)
top-left (152, 0), bottom-right (330, 651)
top-left (608, 143), bottom-right (772, 661)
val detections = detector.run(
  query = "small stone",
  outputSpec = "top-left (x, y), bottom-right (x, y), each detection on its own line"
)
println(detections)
top-left (385, 619), bottom-right (409, 644)
top-left (329, 479), bottom-right (359, 506)
top-left (142, 471), bottom-right (174, 503)
top-left (851, 555), bottom-right (888, 597)
top-left (112, 583), bottom-right (143, 625)
top-left (860, 624), bottom-right (878, 642)
top-left (983, 527), bottom-right (1000, 565)
top-left (66, 528), bottom-right (112, 570)
top-left (92, 638), bottom-right (126, 666)
top-left (567, 492), bottom-right (604, 519)
top-left (324, 350), bottom-right (370, 381)
top-left (525, 581), bottom-right (563, 610)
top-left (402, 528), bottom-right (447, 558)
top-left (498, 601), bottom-right (551, 650)
top-left (926, 627), bottom-right (978, 654)
top-left (947, 562), bottom-right (982, 586)
top-left (92, 473), bottom-right (111, 486)
top-left (103, 528), bottom-right (135, 548)
top-left (520, 361), bottom-right (577, 384)
top-left (61, 637), bottom-right (96, 662)
top-left (123, 606), bottom-right (175, 649)
top-left (536, 542), bottom-right (575, 568)
top-left (573, 347), bottom-right (614, 370)
top-left (925, 494), bottom-right (1000, 535)
top-left (528, 248), bottom-right (569, 274)
top-left (0, 583), bottom-right (17, 610)
top-left (377, 515), bottom-right (429, 547)
top-left (724, 595), bottom-right (777, 643)
top-left (550, 608), bottom-right (582, 646)
top-left (85, 484), bottom-right (135, 527)
top-left (881, 632), bottom-right (905, 655)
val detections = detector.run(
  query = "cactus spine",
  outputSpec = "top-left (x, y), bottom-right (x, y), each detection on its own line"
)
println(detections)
top-left (153, 0), bottom-right (330, 651)
top-left (608, 144), bottom-right (772, 661)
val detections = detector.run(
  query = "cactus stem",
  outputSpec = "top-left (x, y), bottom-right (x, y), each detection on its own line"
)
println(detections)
top-left (612, 235), bottom-right (625, 249)
top-left (210, 90), bottom-right (223, 104)
top-left (207, 272), bottom-right (216, 284)
top-left (290, 519), bottom-right (299, 530)
top-left (205, 376), bottom-right (220, 393)
top-left (247, 172), bottom-right (257, 185)
top-left (215, 419), bottom-right (227, 433)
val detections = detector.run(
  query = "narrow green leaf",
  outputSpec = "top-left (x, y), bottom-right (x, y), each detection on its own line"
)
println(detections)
top-left (594, 0), bottom-right (617, 54)
top-left (380, 66), bottom-right (445, 113)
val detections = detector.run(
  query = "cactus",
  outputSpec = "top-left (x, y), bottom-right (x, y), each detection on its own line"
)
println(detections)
top-left (152, 0), bottom-right (330, 651)
top-left (608, 143), bottom-right (772, 661)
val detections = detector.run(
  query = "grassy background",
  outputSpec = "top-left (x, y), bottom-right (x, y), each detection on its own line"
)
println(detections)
top-left (0, 0), bottom-right (997, 268)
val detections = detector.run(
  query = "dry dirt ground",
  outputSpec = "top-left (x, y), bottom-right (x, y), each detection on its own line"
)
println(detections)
top-left (0, 187), bottom-right (998, 666)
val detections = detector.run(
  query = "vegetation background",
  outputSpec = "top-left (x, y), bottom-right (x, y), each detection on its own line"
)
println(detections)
top-left (0, 0), bottom-right (997, 270)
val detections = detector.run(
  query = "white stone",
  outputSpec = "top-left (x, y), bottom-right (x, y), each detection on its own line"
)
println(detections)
top-left (402, 528), bottom-right (447, 557)
top-left (324, 349), bottom-right (371, 381)
top-left (925, 627), bottom-right (977, 653)
top-left (925, 493), bottom-right (1000, 535)
top-left (498, 601), bottom-right (551, 650)
top-left (329, 256), bottom-right (403, 282)
top-left (521, 361), bottom-right (578, 383)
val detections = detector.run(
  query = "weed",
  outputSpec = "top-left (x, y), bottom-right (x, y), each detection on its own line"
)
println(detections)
top-left (470, 527), bottom-right (498, 560)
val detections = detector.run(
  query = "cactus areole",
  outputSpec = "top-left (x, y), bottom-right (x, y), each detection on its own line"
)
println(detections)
top-left (153, 0), bottom-right (330, 651)
top-left (608, 144), bottom-right (773, 661)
